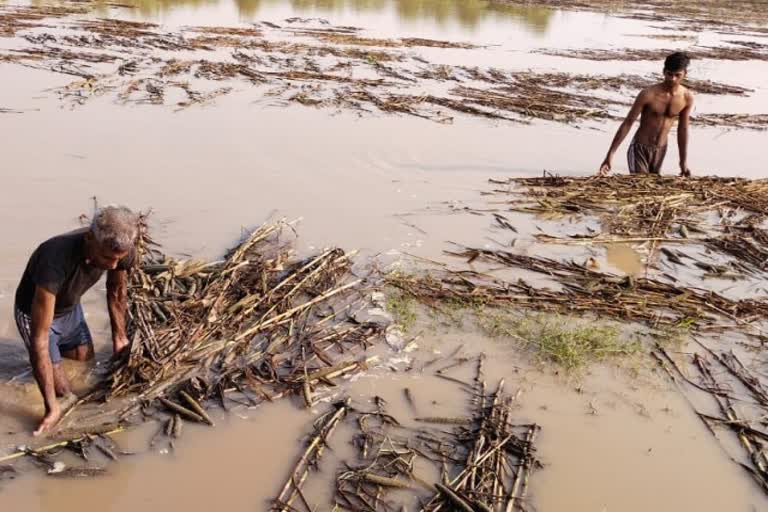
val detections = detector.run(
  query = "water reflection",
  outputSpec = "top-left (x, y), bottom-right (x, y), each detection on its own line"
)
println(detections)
top-left (123, 0), bottom-right (555, 31)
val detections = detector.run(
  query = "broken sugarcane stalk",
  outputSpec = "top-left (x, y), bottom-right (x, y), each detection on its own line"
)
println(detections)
top-left (48, 466), bottom-right (108, 478)
top-left (415, 417), bottom-right (473, 425)
top-left (0, 425), bottom-right (125, 464)
top-left (172, 414), bottom-right (183, 438)
top-left (265, 356), bottom-right (380, 404)
top-left (305, 357), bottom-right (378, 386)
top-left (52, 422), bottom-right (123, 440)
top-left (234, 279), bottom-right (363, 341)
top-left (536, 236), bottom-right (698, 245)
top-left (94, 439), bottom-right (118, 461)
top-left (506, 424), bottom-right (539, 512)
top-left (302, 381), bottom-right (314, 408)
top-left (164, 417), bottom-right (174, 437)
top-left (26, 219), bottom-right (388, 487)
top-left (179, 390), bottom-right (215, 426)
top-left (157, 397), bottom-right (206, 424)
top-left (434, 483), bottom-right (475, 512)
top-left (361, 472), bottom-right (415, 489)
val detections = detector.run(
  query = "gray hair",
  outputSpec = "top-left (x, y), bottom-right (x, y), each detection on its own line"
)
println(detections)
top-left (91, 205), bottom-right (139, 253)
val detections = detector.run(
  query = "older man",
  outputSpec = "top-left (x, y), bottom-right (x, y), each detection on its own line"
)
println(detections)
top-left (14, 206), bottom-right (138, 436)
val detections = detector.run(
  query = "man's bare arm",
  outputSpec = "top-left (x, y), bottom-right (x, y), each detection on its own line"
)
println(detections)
top-left (678, 93), bottom-right (694, 177)
top-left (599, 91), bottom-right (647, 175)
top-left (107, 269), bottom-right (129, 354)
top-left (29, 286), bottom-right (58, 435)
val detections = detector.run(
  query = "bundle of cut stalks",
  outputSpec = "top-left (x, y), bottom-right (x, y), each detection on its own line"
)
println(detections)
top-left (88, 219), bottom-right (383, 420)
top-left (419, 374), bottom-right (539, 512)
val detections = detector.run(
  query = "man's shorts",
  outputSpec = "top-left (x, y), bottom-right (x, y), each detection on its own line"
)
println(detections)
top-left (14, 304), bottom-right (93, 364)
top-left (627, 141), bottom-right (667, 175)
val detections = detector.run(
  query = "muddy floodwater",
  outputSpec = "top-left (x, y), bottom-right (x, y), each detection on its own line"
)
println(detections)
top-left (2, 0), bottom-right (768, 510)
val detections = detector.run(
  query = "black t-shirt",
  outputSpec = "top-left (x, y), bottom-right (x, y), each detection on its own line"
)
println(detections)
top-left (15, 229), bottom-right (134, 318)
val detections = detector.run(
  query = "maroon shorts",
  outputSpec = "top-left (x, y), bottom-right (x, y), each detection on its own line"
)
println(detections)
top-left (627, 141), bottom-right (667, 174)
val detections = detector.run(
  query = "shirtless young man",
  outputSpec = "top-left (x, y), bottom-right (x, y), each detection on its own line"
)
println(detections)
top-left (599, 52), bottom-right (695, 176)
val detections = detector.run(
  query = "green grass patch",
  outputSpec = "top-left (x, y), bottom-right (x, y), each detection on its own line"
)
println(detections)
top-left (477, 310), bottom-right (641, 371)
top-left (385, 290), bottom-right (417, 331)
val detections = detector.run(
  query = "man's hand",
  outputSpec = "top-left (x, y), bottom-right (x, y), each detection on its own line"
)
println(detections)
top-left (34, 401), bottom-right (62, 437)
top-left (113, 335), bottom-right (130, 355)
top-left (598, 158), bottom-right (612, 176)
top-left (680, 164), bottom-right (692, 177)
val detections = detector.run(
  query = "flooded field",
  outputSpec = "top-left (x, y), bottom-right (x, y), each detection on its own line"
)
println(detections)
top-left (2, 0), bottom-right (768, 510)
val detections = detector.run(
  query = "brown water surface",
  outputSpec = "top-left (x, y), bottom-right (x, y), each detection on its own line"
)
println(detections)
top-left (2, 333), bottom-right (767, 511)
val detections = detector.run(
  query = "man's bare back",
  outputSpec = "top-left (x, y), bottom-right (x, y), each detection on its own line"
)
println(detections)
top-left (599, 52), bottom-right (695, 176)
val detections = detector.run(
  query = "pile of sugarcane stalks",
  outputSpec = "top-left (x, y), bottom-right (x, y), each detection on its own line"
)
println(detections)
top-left (84, 219), bottom-right (384, 422)
top-left (387, 246), bottom-right (768, 335)
top-left (653, 342), bottom-right (768, 493)
top-left (418, 377), bottom-right (539, 512)
top-left (489, 175), bottom-right (768, 239)
top-left (273, 356), bottom-right (541, 511)
top-left (460, 175), bottom-right (768, 276)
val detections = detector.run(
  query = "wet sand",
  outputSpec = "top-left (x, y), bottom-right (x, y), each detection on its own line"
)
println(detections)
top-left (2, 0), bottom-right (768, 509)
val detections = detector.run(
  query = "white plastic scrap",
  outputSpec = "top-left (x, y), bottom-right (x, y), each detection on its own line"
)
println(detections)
top-left (47, 461), bottom-right (67, 474)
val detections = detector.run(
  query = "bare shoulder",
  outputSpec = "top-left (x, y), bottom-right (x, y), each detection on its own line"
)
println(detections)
top-left (635, 86), bottom-right (655, 103)
top-left (683, 87), bottom-right (695, 104)
top-left (641, 84), bottom-right (659, 97)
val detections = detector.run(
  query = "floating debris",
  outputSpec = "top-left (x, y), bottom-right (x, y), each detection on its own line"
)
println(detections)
top-left (540, 46), bottom-right (768, 62)
top-left (498, 0), bottom-right (768, 33)
top-left (520, 71), bottom-right (754, 97)
top-left (274, 399), bottom-right (350, 512)
top-left (483, 175), bottom-right (768, 268)
top-left (388, 248), bottom-right (768, 336)
top-left (654, 342), bottom-right (768, 493)
top-left (490, 175), bottom-right (768, 238)
top-left (0, 4), bottom-right (761, 129)
top-left (274, 370), bottom-right (540, 511)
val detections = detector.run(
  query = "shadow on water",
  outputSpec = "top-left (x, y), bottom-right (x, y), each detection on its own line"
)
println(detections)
top-left (0, 337), bottom-right (29, 380)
